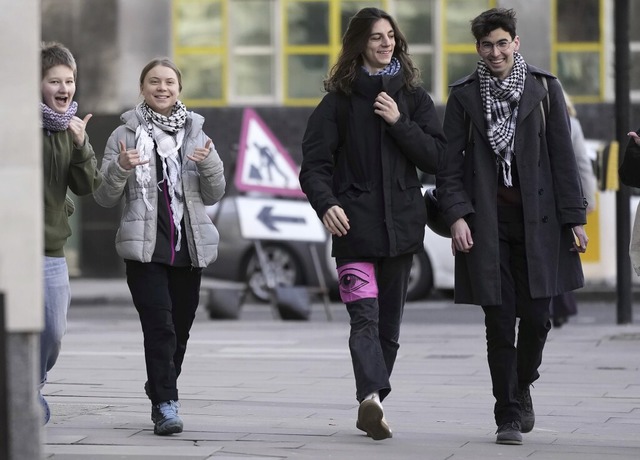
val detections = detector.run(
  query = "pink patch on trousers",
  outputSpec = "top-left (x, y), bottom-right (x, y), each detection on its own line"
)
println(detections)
top-left (337, 262), bottom-right (378, 303)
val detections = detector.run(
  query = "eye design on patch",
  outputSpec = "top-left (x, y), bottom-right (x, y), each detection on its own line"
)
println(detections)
top-left (338, 268), bottom-right (370, 293)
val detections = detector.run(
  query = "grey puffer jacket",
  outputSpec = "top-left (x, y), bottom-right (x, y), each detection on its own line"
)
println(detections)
top-left (94, 109), bottom-right (226, 267)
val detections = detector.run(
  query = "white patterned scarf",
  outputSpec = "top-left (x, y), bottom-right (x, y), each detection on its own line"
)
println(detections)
top-left (134, 101), bottom-right (188, 251)
top-left (478, 52), bottom-right (527, 186)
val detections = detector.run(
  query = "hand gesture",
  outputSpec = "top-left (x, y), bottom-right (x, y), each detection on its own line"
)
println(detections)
top-left (117, 140), bottom-right (149, 170)
top-left (322, 205), bottom-right (350, 237)
top-left (68, 114), bottom-right (92, 147)
top-left (628, 131), bottom-right (640, 146)
top-left (373, 91), bottom-right (401, 125)
top-left (571, 225), bottom-right (588, 253)
top-left (188, 139), bottom-right (212, 163)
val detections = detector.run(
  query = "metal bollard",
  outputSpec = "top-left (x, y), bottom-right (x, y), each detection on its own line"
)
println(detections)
top-left (0, 293), bottom-right (9, 460)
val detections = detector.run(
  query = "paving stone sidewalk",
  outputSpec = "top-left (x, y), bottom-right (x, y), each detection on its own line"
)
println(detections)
top-left (41, 295), bottom-right (640, 460)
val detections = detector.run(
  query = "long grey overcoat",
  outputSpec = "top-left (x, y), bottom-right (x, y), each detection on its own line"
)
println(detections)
top-left (437, 65), bottom-right (587, 306)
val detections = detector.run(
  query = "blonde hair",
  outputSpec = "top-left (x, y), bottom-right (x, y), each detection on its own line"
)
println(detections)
top-left (563, 89), bottom-right (577, 118)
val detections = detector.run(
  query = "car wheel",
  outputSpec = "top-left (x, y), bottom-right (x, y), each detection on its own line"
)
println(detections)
top-left (406, 251), bottom-right (433, 301)
top-left (244, 244), bottom-right (303, 302)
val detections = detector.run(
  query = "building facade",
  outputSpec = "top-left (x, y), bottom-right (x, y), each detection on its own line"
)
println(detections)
top-left (41, 0), bottom-right (638, 277)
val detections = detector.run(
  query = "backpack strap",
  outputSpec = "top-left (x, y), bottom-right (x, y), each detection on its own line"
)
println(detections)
top-left (533, 74), bottom-right (550, 131)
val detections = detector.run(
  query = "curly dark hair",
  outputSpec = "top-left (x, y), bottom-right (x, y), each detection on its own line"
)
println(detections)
top-left (323, 7), bottom-right (421, 94)
top-left (470, 8), bottom-right (517, 42)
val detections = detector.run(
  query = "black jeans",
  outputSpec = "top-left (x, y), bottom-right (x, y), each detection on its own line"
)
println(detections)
top-left (338, 254), bottom-right (413, 403)
top-left (125, 261), bottom-right (202, 405)
top-left (482, 209), bottom-right (551, 426)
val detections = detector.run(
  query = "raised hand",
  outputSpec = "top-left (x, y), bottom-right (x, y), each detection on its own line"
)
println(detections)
top-left (117, 140), bottom-right (149, 170)
top-left (628, 131), bottom-right (640, 146)
top-left (188, 139), bottom-right (212, 163)
top-left (373, 91), bottom-right (401, 125)
top-left (68, 114), bottom-right (92, 147)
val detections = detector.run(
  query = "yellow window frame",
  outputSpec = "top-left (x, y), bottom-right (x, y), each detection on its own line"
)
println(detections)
top-left (440, 0), bottom-right (497, 101)
top-left (172, 0), bottom-right (228, 107)
top-left (282, 0), bottom-right (388, 106)
top-left (550, 0), bottom-right (605, 103)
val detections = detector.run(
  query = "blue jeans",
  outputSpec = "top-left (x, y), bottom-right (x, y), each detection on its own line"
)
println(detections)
top-left (40, 256), bottom-right (71, 389)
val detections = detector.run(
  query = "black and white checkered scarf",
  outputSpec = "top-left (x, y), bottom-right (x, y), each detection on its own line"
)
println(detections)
top-left (478, 52), bottom-right (527, 186)
top-left (134, 101), bottom-right (188, 251)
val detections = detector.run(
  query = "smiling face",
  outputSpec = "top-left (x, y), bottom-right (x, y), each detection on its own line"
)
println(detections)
top-left (476, 28), bottom-right (520, 80)
top-left (140, 65), bottom-right (180, 116)
top-left (41, 65), bottom-right (76, 114)
top-left (361, 18), bottom-right (395, 74)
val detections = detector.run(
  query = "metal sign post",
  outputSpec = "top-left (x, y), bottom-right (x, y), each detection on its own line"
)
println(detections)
top-left (0, 293), bottom-right (10, 460)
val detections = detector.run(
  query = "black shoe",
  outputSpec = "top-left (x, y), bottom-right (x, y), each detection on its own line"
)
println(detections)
top-left (518, 386), bottom-right (535, 433)
top-left (357, 399), bottom-right (392, 440)
top-left (496, 421), bottom-right (522, 445)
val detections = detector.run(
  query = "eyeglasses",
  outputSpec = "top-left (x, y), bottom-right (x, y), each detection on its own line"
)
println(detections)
top-left (478, 39), bottom-right (513, 53)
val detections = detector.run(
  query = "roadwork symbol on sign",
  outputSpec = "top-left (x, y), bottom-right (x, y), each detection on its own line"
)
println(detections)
top-left (234, 108), bottom-right (305, 198)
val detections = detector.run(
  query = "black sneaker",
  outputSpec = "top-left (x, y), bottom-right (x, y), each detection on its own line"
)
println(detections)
top-left (518, 386), bottom-right (535, 433)
top-left (496, 421), bottom-right (522, 445)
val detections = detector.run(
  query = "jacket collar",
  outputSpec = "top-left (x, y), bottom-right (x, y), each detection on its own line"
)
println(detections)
top-left (451, 64), bottom-right (555, 135)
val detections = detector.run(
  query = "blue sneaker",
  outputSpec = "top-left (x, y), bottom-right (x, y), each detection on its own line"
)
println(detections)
top-left (39, 393), bottom-right (50, 425)
top-left (151, 400), bottom-right (183, 435)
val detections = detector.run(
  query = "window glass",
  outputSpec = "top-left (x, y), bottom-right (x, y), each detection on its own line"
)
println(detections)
top-left (287, 1), bottom-right (329, 45)
top-left (557, 52), bottom-right (600, 96)
top-left (412, 53), bottom-right (433, 93)
top-left (632, 1), bottom-right (640, 42)
top-left (446, 0), bottom-right (490, 44)
top-left (557, 0), bottom-right (599, 42)
top-left (396, 0), bottom-right (433, 44)
top-left (175, 54), bottom-right (223, 100)
top-left (231, 0), bottom-right (273, 46)
top-left (176, 0), bottom-right (221, 47)
top-left (447, 53), bottom-right (478, 85)
top-left (235, 56), bottom-right (273, 97)
top-left (630, 52), bottom-right (640, 92)
top-left (340, 1), bottom-right (384, 36)
top-left (287, 54), bottom-right (329, 98)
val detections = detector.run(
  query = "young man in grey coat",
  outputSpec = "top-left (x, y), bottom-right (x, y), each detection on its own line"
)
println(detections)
top-left (436, 8), bottom-right (588, 445)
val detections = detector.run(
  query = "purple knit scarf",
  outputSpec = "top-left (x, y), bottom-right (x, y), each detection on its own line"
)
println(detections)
top-left (41, 101), bottom-right (78, 133)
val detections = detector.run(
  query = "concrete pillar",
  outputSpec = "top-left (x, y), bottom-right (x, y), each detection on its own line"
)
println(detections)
top-left (0, 0), bottom-right (43, 459)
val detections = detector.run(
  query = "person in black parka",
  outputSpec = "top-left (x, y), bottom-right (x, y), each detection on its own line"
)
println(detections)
top-left (436, 8), bottom-right (588, 445)
top-left (299, 7), bottom-right (446, 441)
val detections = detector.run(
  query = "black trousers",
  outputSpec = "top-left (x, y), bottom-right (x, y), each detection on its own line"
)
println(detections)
top-left (338, 253), bottom-right (413, 403)
top-left (125, 261), bottom-right (202, 405)
top-left (482, 209), bottom-right (551, 426)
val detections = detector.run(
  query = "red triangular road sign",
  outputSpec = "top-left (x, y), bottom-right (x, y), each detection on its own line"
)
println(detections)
top-left (234, 108), bottom-right (305, 198)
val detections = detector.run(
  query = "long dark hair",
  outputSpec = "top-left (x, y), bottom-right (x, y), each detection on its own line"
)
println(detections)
top-left (323, 7), bottom-right (421, 94)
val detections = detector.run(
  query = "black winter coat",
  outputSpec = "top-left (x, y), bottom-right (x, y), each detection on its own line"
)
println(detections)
top-left (300, 70), bottom-right (446, 259)
top-left (437, 65), bottom-right (587, 305)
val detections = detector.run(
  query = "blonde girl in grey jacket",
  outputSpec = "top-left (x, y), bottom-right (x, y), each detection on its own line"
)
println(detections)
top-left (94, 58), bottom-right (225, 436)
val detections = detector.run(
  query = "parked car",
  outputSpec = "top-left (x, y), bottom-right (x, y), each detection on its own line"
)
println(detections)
top-left (204, 193), bottom-right (454, 303)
